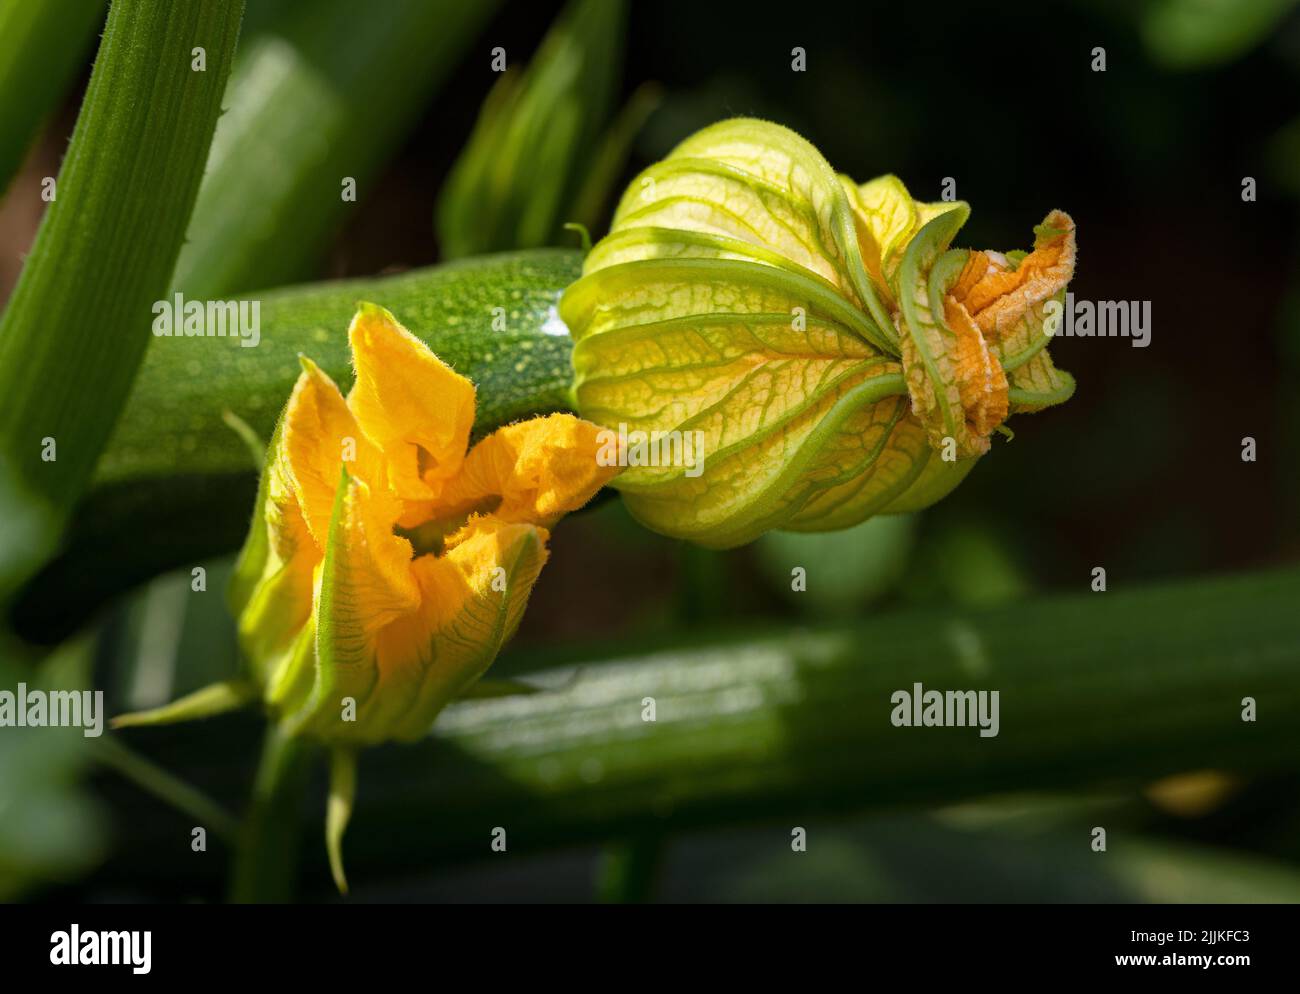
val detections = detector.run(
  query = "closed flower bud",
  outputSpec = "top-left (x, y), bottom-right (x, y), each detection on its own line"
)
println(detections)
top-left (560, 118), bottom-right (1076, 548)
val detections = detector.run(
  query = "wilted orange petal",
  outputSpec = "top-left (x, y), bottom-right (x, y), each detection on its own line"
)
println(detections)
top-left (942, 297), bottom-right (1009, 442)
top-left (950, 210), bottom-right (1076, 339)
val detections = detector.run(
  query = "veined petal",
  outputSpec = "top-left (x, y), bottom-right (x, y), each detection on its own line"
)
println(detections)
top-left (229, 417), bottom-right (318, 692)
top-left (370, 516), bottom-right (549, 742)
top-left (782, 400), bottom-right (928, 531)
top-left (346, 303), bottom-right (476, 502)
top-left (844, 174), bottom-right (966, 291)
top-left (439, 413), bottom-right (619, 527)
top-left (605, 118), bottom-right (895, 348)
top-left (845, 174), bottom-right (916, 286)
top-left (1007, 349), bottom-right (1077, 414)
top-left (563, 254), bottom-right (908, 546)
top-left (896, 207), bottom-right (1011, 458)
top-left (611, 363), bottom-right (906, 548)
top-left (281, 357), bottom-right (380, 548)
top-left (283, 468), bottom-right (420, 742)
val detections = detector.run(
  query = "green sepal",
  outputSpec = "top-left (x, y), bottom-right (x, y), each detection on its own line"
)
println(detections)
top-left (896, 207), bottom-right (972, 443)
top-left (326, 748), bottom-right (357, 895)
top-left (111, 679), bottom-right (257, 729)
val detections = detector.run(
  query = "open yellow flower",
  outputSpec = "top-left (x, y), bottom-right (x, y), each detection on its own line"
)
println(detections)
top-left (228, 303), bottom-right (615, 749)
top-left (117, 302), bottom-right (618, 890)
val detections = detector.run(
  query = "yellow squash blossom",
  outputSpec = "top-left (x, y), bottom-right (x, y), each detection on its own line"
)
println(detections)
top-left (117, 303), bottom-right (618, 890)
top-left (560, 117), bottom-right (1077, 548)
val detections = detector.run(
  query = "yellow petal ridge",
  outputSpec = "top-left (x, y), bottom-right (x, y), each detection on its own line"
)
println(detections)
top-left (346, 303), bottom-right (476, 502)
top-left (280, 357), bottom-right (378, 549)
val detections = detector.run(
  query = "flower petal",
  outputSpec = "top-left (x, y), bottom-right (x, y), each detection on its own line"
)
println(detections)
top-left (346, 303), bottom-right (476, 501)
top-left (950, 211), bottom-right (1077, 344)
top-left (283, 468), bottom-right (420, 742)
top-left (604, 117), bottom-right (896, 350)
top-left (439, 413), bottom-right (620, 527)
top-left (370, 516), bottom-right (549, 742)
top-left (896, 207), bottom-right (1011, 458)
top-left (229, 416), bottom-right (319, 692)
top-left (280, 357), bottom-right (380, 548)
top-left (564, 255), bottom-right (906, 546)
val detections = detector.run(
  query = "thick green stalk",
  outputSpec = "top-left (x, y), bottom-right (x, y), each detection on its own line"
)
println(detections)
top-left (228, 725), bottom-right (316, 903)
top-left (100, 567), bottom-right (1300, 891)
top-left (336, 567), bottom-right (1300, 875)
top-left (0, 0), bottom-right (106, 196)
top-left (12, 250), bottom-right (582, 640)
top-left (0, 0), bottom-right (243, 522)
top-left (171, 0), bottom-right (500, 298)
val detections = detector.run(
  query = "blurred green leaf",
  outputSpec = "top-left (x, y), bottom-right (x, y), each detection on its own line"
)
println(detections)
top-left (903, 516), bottom-right (1032, 607)
top-left (666, 811), bottom-right (1300, 902)
top-left (172, 0), bottom-right (501, 297)
top-left (111, 559), bottom-right (242, 710)
top-left (1143, 0), bottom-right (1296, 69)
top-left (568, 81), bottom-right (663, 232)
top-left (1267, 116), bottom-right (1300, 199)
top-left (0, 0), bottom-right (105, 196)
top-left (0, 638), bottom-right (105, 900)
top-left (0, 458), bottom-right (57, 607)
top-left (437, 0), bottom-right (641, 257)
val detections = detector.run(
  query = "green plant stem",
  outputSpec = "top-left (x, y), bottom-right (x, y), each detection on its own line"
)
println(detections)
top-left (228, 724), bottom-right (316, 904)
top-left (95, 734), bottom-right (239, 841)
top-left (0, 0), bottom-right (244, 528)
top-left (0, 0), bottom-right (106, 196)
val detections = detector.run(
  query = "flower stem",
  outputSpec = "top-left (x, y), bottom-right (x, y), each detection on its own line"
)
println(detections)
top-left (96, 735), bottom-right (239, 842)
top-left (228, 725), bottom-right (317, 904)
top-left (0, 0), bottom-right (244, 519)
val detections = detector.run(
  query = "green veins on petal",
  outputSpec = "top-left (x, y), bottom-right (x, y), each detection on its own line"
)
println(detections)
top-left (561, 117), bottom-right (1077, 548)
